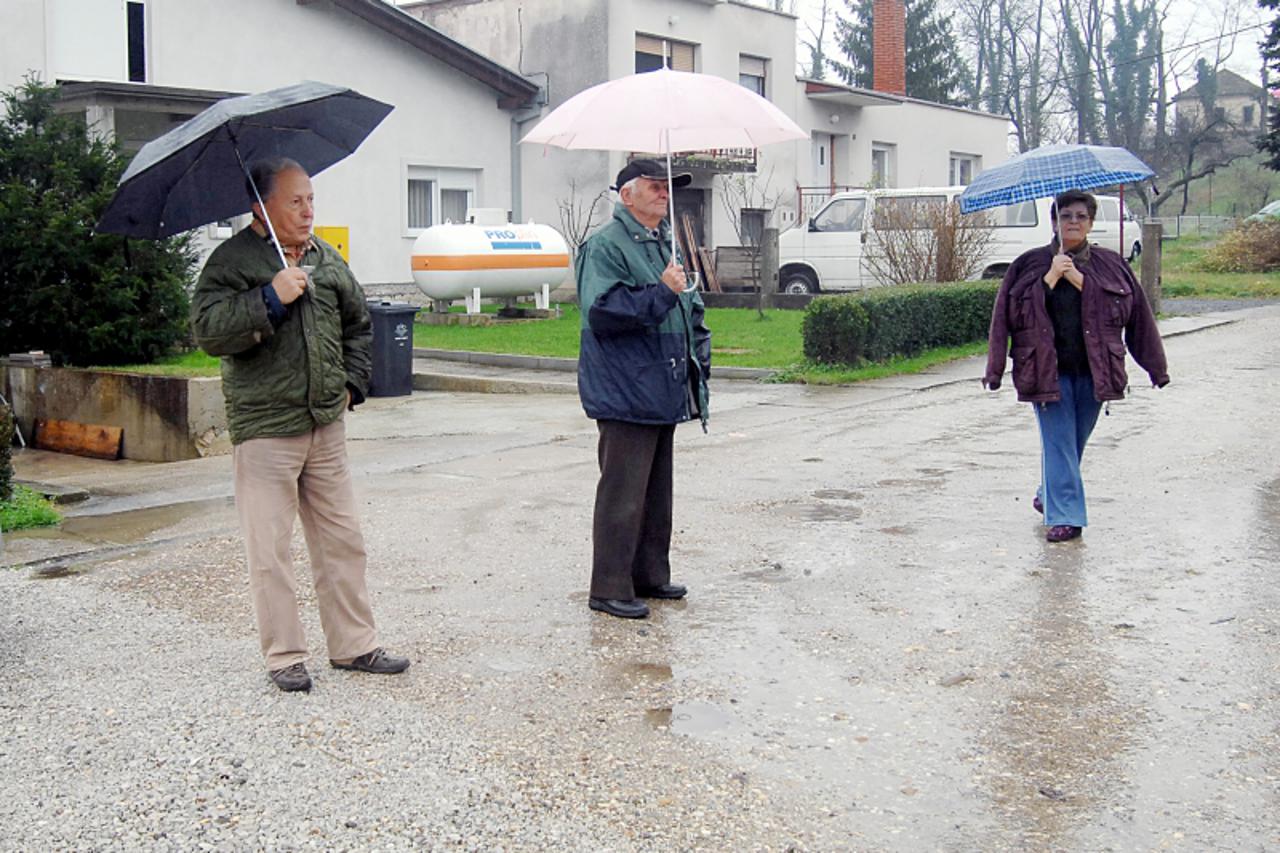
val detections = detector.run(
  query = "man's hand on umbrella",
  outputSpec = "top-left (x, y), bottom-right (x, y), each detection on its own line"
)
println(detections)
top-left (661, 261), bottom-right (687, 294)
top-left (271, 267), bottom-right (309, 305)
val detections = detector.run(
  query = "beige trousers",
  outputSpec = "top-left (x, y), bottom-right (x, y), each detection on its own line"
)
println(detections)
top-left (233, 419), bottom-right (378, 670)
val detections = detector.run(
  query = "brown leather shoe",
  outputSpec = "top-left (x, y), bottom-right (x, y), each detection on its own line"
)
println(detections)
top-left (330, 648), bottom-right (410, 674)
top-left (269, 662), bottom-right (312, 693)
top-left (1046, 525), bottom-right (1081, 542)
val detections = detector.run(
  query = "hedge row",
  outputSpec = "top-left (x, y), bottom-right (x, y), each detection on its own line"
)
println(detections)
top-left (802, 280), bottom-right (1000, 365)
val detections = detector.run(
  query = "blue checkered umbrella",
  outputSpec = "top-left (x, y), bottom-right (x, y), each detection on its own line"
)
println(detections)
top-left (958, 144), bottom-right (1155, 213)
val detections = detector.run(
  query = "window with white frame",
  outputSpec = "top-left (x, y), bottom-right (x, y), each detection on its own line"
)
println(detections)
top-left (871, 143), bottom-right (895, 188)
top-left (405, 165), bottom-right (478, 234)
top-left (739, 55), bottom-right (767, 97)
top-left (636, 34), bottom-right (695, 73)
top-left (949, 152), bottom-right (980, 186)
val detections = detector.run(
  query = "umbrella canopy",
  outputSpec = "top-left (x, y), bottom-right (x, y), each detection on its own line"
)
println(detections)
top-left (521, 68), bottom-right (806, 267)
top-left (958, 143), bottom-right (1155, 214)
top-left (97, 81), bottom-right (393, 240)
top-left (521, 68), bottom-right (805, 153)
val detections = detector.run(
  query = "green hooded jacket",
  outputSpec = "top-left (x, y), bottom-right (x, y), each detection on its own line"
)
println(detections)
top-left (191, 227), bottom-right (372, 444)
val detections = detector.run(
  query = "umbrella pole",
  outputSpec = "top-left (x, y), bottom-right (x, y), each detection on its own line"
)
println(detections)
top-left (1119, 184), bottom-right (1125, 261)
top-left (665, 129), bottom-right (678, 266)
top-left (234, 146), bottom-right (289, 270)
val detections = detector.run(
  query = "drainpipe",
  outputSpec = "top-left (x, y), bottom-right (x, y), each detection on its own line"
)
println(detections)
top-left (510, 79), bottom-right (548, 223)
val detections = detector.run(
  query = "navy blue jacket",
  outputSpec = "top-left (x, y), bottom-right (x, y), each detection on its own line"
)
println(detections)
top-left (576, 204), bottom-right (711, 426)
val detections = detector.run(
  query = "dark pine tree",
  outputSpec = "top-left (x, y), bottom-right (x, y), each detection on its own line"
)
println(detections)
top-left (1259, 0), bottom-right (1280, 169)
top-left (829, 0), bottom-right (970, 106)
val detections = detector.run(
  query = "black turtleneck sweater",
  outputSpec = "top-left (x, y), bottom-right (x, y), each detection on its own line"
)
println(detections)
top-left (1043, 241), bottom-right (1091, 377)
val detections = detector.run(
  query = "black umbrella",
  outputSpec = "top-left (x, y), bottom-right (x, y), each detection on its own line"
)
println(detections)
top-left (97, 81), bottom-right (392, 266)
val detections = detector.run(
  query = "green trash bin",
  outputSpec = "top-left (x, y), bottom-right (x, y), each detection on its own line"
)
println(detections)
top-left (366, 301), bottom-right (420, 397)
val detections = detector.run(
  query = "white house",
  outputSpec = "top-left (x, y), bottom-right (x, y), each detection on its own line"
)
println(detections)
top-left (1, 0), bottom-right (541, 288)
top-left (406, 0), bottom-right (1009, 268)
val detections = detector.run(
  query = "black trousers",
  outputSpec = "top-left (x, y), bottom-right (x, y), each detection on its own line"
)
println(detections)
top-left (590, 419), bottom-right (675, 600)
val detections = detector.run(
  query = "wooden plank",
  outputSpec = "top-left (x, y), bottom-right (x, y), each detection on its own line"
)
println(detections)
top-left (34, 418), bottom-right (122, 460)
top-left (677, 214), bottom-right (700, 279)
top-left (699, 248), bottom-right (723, 293)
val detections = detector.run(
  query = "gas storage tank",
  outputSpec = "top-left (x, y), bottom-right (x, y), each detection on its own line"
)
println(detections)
top-left (411, 218), bottom-right (571, 303)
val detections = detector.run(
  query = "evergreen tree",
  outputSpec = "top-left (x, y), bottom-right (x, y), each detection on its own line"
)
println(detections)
top-left (829, 0), bottom-right (971, 105)
top-left (1259, 0), bottom-right (1280, 169)
top-left (0, 78), bottom-right (195, 366)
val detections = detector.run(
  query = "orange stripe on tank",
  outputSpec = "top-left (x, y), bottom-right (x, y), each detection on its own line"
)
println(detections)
top-left (412, 254), bottom-right (571, 271)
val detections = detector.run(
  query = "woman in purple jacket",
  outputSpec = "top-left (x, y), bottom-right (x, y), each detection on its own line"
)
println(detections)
top-left (984, 189), bottom-right (1169, 542)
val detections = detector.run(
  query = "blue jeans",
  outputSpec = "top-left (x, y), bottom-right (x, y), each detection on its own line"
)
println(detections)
top-left (1033, 374), bottom-right (1102, 528)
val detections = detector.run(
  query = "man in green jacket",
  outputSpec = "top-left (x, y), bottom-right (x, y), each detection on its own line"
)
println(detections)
top-left (576, 159), bottom-right (711, 620)
top-left (191, 158), bottom-right (408, 693)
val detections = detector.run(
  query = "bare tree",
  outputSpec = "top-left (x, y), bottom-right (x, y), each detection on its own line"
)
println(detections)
top-left (864, 199), bottom-right (995, 286)
top-left (556, 178), bottom-right (609, 258)
top-left (717, 169), bottom-right (787, 314)
top-left (801, 0), bottom-right (833, 79)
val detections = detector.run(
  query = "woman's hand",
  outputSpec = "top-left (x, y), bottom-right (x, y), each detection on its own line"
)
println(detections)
top-left (1061, 260), bottom-right (1084, 291)
top-left (1043, 253), bottom-right (1074, 289)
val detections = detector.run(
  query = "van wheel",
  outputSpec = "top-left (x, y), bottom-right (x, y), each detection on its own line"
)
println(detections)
top-left (1128, 241), bottom-right (1142, 262)
top-left (981, 265), bottom-right (1007, 280)
top-left (781, 271), bottom-right (819, 294)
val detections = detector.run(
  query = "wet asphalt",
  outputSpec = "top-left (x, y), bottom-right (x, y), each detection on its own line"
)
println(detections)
top-left (2, 306), bottom-right (1278, 850)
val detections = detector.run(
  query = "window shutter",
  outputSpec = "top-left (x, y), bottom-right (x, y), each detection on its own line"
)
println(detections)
top-left (739, 55), bottom-right (766, 77)
top-left (671, 42), bottom-right (695, 72)
top-left (635, 34), bottom-right (664, 56)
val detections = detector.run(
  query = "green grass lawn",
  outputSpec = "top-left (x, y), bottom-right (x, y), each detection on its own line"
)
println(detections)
top-left (1159, 235), bottom-right (1280, 299)
top-left (413, 306), bottom-right (804, 369)
top-left (0, 485), bottom-right (61, 532)
top-left (92, 350), bottom-right (221, 377)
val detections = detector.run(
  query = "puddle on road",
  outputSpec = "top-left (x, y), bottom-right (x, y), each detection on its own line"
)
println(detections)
top-left (645, 700), bottom-right (734, 736)
top-left (812, 489), bottom-right (864, 501)
top-left (31, 563), bottom-right (91, 580)
top-left (58, 497), bottom-right (233, 545)
top-left (619, 662), bottom-right (672, 682)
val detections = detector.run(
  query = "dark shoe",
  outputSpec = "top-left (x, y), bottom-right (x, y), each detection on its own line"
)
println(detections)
top-left (1046, 525), bottom-right (1082, 542)
top-left (1032, 495), bottom-right (1044, 515)
top-left (330, 647), bottom-right (410, 674)
top-left (636, 583), bottom-right (687, 600)
top-left (269, 662), bottom-right (312, 693)
top-left (588, 597), bottom-right (650, 619)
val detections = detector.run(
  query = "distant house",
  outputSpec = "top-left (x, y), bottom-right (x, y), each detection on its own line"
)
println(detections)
top-left (1172, 68), bottom-right (1273, 133)
top-left (0, 0), bottom-right (540, 288)
top-left (402, 0), bottom-right (1009, 262)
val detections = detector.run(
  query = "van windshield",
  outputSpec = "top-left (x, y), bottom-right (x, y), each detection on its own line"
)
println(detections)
top-left (812, 198), bottom-right (867, 232)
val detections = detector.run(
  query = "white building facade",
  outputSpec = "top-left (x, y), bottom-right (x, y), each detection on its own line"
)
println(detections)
top-left (1, 0), bottom-right (540, 287)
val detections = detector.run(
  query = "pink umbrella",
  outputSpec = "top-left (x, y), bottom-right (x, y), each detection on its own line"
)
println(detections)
top-left (521, 68), bottom-right (806, 264)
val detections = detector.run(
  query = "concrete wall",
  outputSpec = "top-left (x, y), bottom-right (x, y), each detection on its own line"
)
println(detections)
top-left (1, 0), bottom-right (523, 289)
top-left (4, 367), bottom-right (229, 463)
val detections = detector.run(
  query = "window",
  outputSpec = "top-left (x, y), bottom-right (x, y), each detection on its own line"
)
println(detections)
top-left (1244, 105), bottom-right (1255, 125)
top-left (1214, 106), bottom-right (1226, 122)
top-left (126, 2), bottom-right (146, 82)
top-left (739, 55), bottom-right (767, 97)
top-left (740, 208), bottom-right (766, 245)
top-left (1096, 197), bottom-right (1119, 222)
top-left (812, 198), bottom-right (867, 232)
top-left (874, 195), bottom-right (947, 229)
top-left (1000, 200), bottom-right (1038, 227)
top-left (871, 143), bottom-right (895, 188)
top-left (949, 153), bottom-right (980, 186)
top-left (636, 34), bottom-right (695, 73)
top-left (407, 179), bottom-right (434, 230)
top-left (404, 165), bottom-right (479, 234)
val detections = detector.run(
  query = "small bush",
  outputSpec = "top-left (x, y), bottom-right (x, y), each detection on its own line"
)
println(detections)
top-left (803, 280), bottom-right (999, 366)
top-left (1199, 220), bottom-right (1280, 273)
top-left (0, 484), bottom-right (61, 532)
top-left (866, 199), bottom-right (996, 286)
top-left (0, 400), bottom-right (12, 501)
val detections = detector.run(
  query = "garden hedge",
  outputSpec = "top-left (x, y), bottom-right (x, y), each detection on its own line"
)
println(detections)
top-left (0, 400), bottom-right (13, 502)
top-left (802, 280), bottom-right (1000, 365)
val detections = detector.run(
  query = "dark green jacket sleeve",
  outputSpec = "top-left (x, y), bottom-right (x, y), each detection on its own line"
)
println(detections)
top-left (191, 259), bottom-right (275, 357)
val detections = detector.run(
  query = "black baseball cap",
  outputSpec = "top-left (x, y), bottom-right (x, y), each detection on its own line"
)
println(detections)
top-left (613, 158), bottom-right (692, 192)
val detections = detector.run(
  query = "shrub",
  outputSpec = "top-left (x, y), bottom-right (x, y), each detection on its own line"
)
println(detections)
top-left (1199, 220), bottom-right (1280, 273)
top-left (0, 400), bottom-right (12, 502)
top-left (0, 485), bottom-right (61, 532)
top-left (803, 280), bottom-right (999, 366)
top-left (865, 199), bottom-right (995, 286)
top-left (0, 77), bottom-right (196, 366)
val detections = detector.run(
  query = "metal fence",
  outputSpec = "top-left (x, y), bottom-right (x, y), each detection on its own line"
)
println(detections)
top-left (1146, 215), bottom-right (1238, 238)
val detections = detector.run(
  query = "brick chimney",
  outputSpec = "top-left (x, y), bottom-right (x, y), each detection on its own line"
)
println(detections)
top-left (872, 0), bottom-right (906, 96)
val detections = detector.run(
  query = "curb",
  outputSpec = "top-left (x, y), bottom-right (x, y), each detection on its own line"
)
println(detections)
top-left (412, 348), bottom-right (775, 381)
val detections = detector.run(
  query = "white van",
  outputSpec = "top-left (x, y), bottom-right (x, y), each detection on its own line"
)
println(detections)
top-left (777, 186), bottom-right (1140, 293)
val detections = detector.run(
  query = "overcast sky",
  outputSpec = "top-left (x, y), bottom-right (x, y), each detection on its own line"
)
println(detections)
top-left (787, 0), bottom-right (1270, 89)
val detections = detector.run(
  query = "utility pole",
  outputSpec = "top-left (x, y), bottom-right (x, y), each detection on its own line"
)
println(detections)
top-left (759, 227), bottom-right (779, 315)
top-left (1140, 221), bottom-right (1163, 316)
